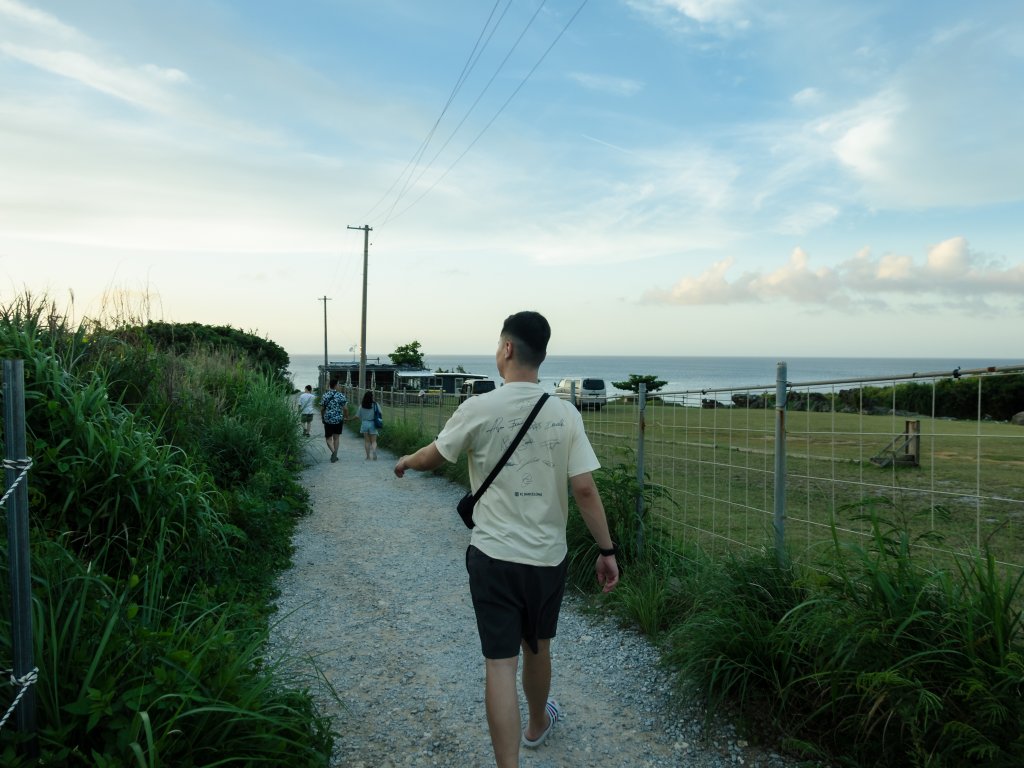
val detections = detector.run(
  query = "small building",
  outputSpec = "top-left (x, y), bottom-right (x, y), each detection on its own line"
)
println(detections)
top-left (318, 362), bottom-right (489, 395)
top-left (395, 370), bottom-right (489, 394)
top-left (318, 359), bottom-right (403, 392)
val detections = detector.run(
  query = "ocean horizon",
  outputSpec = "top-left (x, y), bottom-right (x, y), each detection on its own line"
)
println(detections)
top-left (286, 353), bottom-right (1023, 395)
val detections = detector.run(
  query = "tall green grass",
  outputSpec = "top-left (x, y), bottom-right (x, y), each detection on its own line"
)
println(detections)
top-left (611, 500), bottom-right (1024, 767)
top-left (2, 538), bottom-right (332, 765)
top-left (1, 295), bottom-right (332, 765)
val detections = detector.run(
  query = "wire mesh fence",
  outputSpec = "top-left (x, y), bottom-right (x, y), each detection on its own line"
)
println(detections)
top-left (586, 364), bottom-right (1024, 574)
top-left (373, 363), bottom-right (1024, 574)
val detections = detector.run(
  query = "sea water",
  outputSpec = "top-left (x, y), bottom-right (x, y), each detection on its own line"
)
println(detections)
top-left (286, 353), bottom-right (1022, 395)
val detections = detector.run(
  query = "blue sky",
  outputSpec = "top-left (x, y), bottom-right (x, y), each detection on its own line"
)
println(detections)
top-left (1, 0), bottom-right (1022, 359)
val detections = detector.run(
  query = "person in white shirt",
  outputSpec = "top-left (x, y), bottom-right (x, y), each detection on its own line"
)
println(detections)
top-left (298, 384), bottom-right (315, 437)
top-left (394, 310), bottom-right (619, 768)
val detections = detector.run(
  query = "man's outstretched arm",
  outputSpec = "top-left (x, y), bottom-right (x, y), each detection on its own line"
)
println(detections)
top-left (394, 442), bottom-right (446, 478)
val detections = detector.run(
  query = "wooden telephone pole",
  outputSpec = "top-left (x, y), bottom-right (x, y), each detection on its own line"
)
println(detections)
top-left (318, 296), bottom-right (330, 391)
top-left (347, 225), bottom-right (372, 394)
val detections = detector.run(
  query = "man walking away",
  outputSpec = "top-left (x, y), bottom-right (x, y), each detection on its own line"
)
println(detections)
top-left (320, 378), bottom-right (348, 463)
top-left (394, 310), bottom-right (619, 768)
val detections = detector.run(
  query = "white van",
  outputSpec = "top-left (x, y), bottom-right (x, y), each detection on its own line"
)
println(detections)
top-left (459, 378), bottom-right (496, 400)
top-left (554, 377), bottom-right (607, 410)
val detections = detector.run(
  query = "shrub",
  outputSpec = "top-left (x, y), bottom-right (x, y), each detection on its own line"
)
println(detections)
top-left (0, 297), bottom-right (331, 765)
top-left (659, 500), bottom-right (1024, 767)
top-left (0, 538), bottom-right (332, 766)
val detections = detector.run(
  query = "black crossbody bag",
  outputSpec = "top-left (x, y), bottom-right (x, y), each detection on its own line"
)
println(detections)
top-left (456, 394), bottom-right (550, 529)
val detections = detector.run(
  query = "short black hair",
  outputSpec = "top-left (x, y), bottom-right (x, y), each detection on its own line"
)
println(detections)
top-left (501, 311), bottom-right (550, 368)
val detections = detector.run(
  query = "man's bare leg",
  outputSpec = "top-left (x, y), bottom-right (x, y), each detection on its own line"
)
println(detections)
top-left (521, 639), bottom-right (552, 742)
top-left (484, 655), bottom-right (520, 768)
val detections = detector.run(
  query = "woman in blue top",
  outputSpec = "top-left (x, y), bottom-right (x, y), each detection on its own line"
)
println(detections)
top-left (357, 390), bottom-right (381, 460)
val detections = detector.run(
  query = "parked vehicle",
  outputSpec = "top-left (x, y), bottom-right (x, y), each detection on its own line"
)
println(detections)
top-left (554, 377), bottom-right (607, 410)
top-left (396, 371), bottom-right (489, 395)
top-left (459, 378), bottom-right (496, 400)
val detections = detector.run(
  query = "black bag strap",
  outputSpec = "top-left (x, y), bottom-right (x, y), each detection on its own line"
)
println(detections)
top-left (471, 394), bottom-right (549, 504)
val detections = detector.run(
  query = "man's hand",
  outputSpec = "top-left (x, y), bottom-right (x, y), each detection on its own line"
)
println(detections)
top-left (394, 443), bottom-right (445, 478)
top-left (596, 555), bottom-right (619, 593)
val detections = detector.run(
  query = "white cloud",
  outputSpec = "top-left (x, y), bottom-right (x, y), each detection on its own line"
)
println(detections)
top-left (830, 99), bottom-right (899, 184)
top-left (875, 252), bottom-right (913, 281)
top-left (817, 24), bottom-right (1024, 209)
top-left (925, 236), bottom-right (969, 276)
top-left (625, 0), bottom-right (749, 32)
top-left (0, 43), bottom-right (191, 114)
top-left (791, 86), bottom-right (822, 106)
top-left (648, 256), bottom-right (753, 304)
top-left (0, 0), bottom-right (79, 40)
top-left (777, 202), bottom-right (839, 235)
top-left (649, 0), bottom-right (744, 24)
top-left (568, 72), bottom-right (644, 96)
top-left (142, 64), bottom-right (190, 84)
top-left (753, 247), bottom-right (836, 301)
top-left (518, 144), bottom-right (744, 265)
top-left (0, 2), bottom-right (193, 118)
top-left (646, 237), bottom-right (1024, 311)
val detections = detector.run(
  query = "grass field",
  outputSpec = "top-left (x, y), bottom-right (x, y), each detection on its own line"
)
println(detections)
top-left (378, 389), bottom-right (1024, 572)
top-left (583, 399), bottom-right (1024, 572)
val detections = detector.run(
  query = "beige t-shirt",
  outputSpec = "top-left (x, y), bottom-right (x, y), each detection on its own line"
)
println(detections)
top-left (434, 381), bottom-right (600, 566)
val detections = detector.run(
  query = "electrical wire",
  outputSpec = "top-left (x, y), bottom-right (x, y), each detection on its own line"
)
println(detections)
top-left (360, 1), bottom-right (509, 223)
top-left (381, 1), bottom-right (515, 224)
top-left (384, 0), bottom-right (549, 223)
top-left (381, 0), bottom-right (588, 226)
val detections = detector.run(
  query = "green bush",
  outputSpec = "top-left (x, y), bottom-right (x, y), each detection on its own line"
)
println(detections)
top-left (834, 374), bottom-right (1024, 421)
top-left (652, 501), bottom-right (1024, 767)
top-left (0, 539), bottom-right (332, 766)
top-left (1, 297), bottom-right (331, 766)
top-left (141, 321), bottom-right (291, 390)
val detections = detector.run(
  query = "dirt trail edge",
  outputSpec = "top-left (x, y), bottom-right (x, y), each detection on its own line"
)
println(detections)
top-left (270, 426), bottom-right (802, 768)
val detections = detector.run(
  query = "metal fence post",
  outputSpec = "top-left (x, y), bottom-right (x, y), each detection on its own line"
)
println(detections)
top-left (3, 359), bottom-right (38, 755)
top-left (773, 361), bottom-right (788, 568)
top-left (635, 383), bottom-right (647, 557)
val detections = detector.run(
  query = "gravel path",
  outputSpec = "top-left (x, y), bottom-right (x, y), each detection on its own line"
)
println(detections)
top-left (269, 425), bottom-right (811, 768)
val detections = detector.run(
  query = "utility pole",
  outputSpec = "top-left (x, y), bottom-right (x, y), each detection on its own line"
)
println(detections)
top-left (319, 296), bottom-right (330, 391)
top-left (347, 224), bottom-right (372, 394)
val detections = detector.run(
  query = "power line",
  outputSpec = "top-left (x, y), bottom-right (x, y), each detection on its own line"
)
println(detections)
top-left (382, 0), bottom-right (589, 226)
top-left (380, 1), bottom-right (515, 224)
top-left (382, 0), bottom-right (547, 225)
top-left (360, 1), bottom-right (509, 223)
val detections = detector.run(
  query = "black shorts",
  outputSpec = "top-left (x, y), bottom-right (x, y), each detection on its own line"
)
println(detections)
top-left (465, 545), bottom-right (568, 659)
top-left (323, 421), bottom-right (344, 437)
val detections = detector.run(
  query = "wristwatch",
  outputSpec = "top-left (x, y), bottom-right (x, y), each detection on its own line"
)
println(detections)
top-left (598, 543), bottom-right (618, 557)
